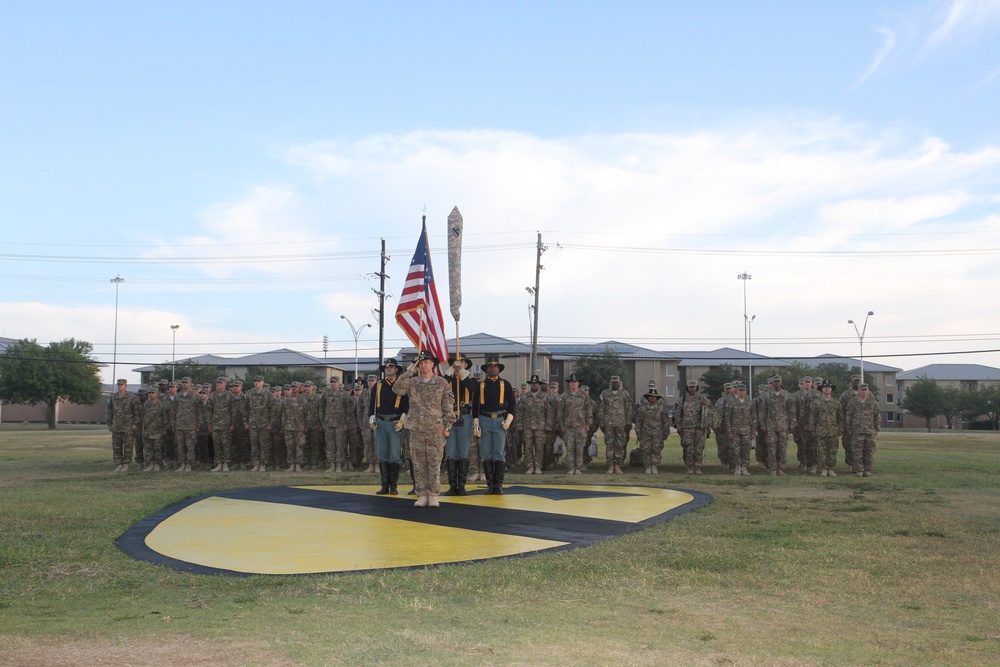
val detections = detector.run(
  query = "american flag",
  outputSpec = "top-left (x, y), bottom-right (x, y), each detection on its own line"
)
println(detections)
top-left (395, 219), bottom-right (450, 369)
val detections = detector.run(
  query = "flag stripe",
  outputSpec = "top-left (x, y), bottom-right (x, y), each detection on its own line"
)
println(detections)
top-left (394, 221), bottom-right (450, 369)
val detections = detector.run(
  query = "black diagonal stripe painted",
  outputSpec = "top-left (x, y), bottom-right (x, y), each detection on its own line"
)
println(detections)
top-left (116, 485), bottom-right (713, 577)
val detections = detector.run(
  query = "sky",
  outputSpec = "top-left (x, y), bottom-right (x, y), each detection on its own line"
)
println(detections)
top-left (2, 0), bottom-right (1000, 385)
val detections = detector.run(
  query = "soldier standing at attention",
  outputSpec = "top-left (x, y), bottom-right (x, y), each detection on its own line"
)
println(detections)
top-left (558, 373), bottom-right (592, 475)
top-left (393, 350), bottom-right (454, 507)
top-left (268, 385), bottom-right (286, 469)
top-left (598, 375), bottom-right (633, 474)
top-left (320, 377), bottom-right (353, 473)
top-left (281, 382), bottom-right (307, 472)
top-left (846, 383), bottom-right (880, 477)
top-left (759, 375), bottom-right (797, 476)
top-left (519, 375), bottom-right (548, 474)
top-left (473, 356), bottom-right (516, 494)
top-left (173, 377), bottom-right (198, 473)
top-left (676, 380), bottom-right (711, 475)
top-left (543, 380), bottom-right (561, 471)
top-left (359, 374), bottom-right (378, 474)
top-left (369, 358), bottom-right (408, 495)
top-left (723, 382), bottom-right (757, 476)
top-left (809, 380), bottom-right (843, 476)
top-left (634, 385), bottom-right (670, 474)
top-left (467, 371), bottom-right (485, 481)
top-left (106, 379), bottom-right (139, 473)
top-left (246, 375), bottom-right (271, 472)
top-left (206, 376), bottom-right (234, 473)
top-left (792, 377), bottom-right (813, 471)
top-left (443, 354), bottom-right (478, 496)
top-left (840, 374), bottom-right (863, 469)
top-left (229, 379), bottom-right (250, 469)
top-left (714, 382), bottom-right (734, 471)
top-left (140, 388), bottom-right (171, 472)
top-left (134, 388), bottom-right (148, 469)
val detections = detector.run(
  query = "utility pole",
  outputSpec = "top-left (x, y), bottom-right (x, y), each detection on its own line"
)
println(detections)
top-left (529, 232), bottom-right (545, 376)
top-left (373, 238), bottom-right (389, 374)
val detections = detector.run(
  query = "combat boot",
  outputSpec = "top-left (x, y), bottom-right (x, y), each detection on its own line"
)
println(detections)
top-left (211, 463), bottom-right (223, 472)
top-left (492, 460), bottom-right (506, 495)
top-left (827, 469), bottom-right (837, 477)
top-left (414, 495), bottom-right (429, 507)
top-left (376, 462), bottom-right (390, 495)
top-left (694, 466), bottom-right (702, 475)
top-left (144, 464), bottom-right (154, 472)
top-left (222, 463), bottom-right (230, 472)
top-left (651, 465), bottom-right (658, 474)
top-left (427, 494), bottom-right (440, 508)
top-left (442, 459), bottom-right (458, 496)
top-left (388, 463), bottom-right (400, 495)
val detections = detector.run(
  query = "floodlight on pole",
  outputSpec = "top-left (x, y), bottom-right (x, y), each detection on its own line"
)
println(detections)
top-left (848, 310), bottom-right (875, 381)
top-left (170, 325), bottom-right (180, 381)
top-left (737, 272), bottom-right (752, 352)
top-left (111, 275), bottom-right (124, 383)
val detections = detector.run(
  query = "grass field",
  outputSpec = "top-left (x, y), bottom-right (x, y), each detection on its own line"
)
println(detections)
top-left (1, 425), bottom-right (999, 666)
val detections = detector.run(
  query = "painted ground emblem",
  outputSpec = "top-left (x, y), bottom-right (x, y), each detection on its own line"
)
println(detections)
top-left (117, 484), bottom-right (711, 576)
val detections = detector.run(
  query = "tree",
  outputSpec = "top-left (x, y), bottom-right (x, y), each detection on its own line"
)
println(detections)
top-left (572, 350), bottom-right (625, 397)
top-left (979, 385), bottom-right (1000, 431)
top-left (901, 376), bottom-right (944, 432)
top-left (940, 386), bottom-right (963, 430)
top-left (148, 361), bottom-right (221, 386)
top-left (242, 366), bottom-right (325, 388)
top-left (0, 338), bottom-right (103, 429)
top-left (701, 364), bottom-right (742, 402)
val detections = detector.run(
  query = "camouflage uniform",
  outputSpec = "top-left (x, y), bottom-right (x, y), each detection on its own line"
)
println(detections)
top-left (246, 380), bottom-right (272, 470)
top-left (846, 388), bottom-right (880, 476)
top-left (173, 382), bottom-right (199, 469)
top-left (676, 383), bottom-right (712, 473)
top-left (269, 387), bottom-right (287, 468)
top-left (754, 386), bottom-right (769, 466)
top-left (519, 384), bottom-right (548, 474)
top-left (230, 383), bottom-right (250, 468)
top-left (543, 386), bottom-right (561, 470)
top-left (558, 381), bottom-right (592, 474)
top-left (793, 378), bottom-right (817, 471)
top-left (106, 383), bottom-right (139, 468)
top-left (281, 385), bottom-right (307, 469)
top-left (723, 389), bottom-right (757, 474)
top-left (393, 357), bottom-right (455, 502)
top-left (206, 381), bottom-right (234, 470)
top-left (634, 391), bottom-right (670, 471)
top-left (760, 380), bottom-right (797, 474)
top-left (321, 381), bottom-right (353, 470)
top-left (840, 379), bottom-right (862, 468)
top-left (597, 379), bottom-right (633, 473)
top-left (358, 376), bottom-right (376, 471)
top-left (140, 394), bottom-right (171, 468)
top-left (714, 384), bottom-right (733, 469)
top-left (809, 392), bottom-right (843, 474)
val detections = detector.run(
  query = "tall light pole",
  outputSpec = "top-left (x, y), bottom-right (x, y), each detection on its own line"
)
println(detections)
top-left (747, 314), bottom-right (756, 395)
top-left (737, 272), bottom-right (752, 352)
top-left (341, 315), bottom-right (371, 381)
top-left (848, 311), bottom-right (875, 382)
top-left (110, 275), bottom-right (124, 383)
top-left (170, 324), bottom-right (180, 381)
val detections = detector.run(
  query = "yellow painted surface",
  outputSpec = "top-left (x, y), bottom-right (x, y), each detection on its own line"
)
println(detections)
top-left (144, 495), bottom-right (568, 575)
top-left (299, 484), bottom-right (695, 523)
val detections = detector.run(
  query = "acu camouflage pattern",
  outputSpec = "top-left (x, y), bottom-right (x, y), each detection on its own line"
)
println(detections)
top-left (846, 393), bottom-right (880, 474)
top-left (597, 386), bottom-right (633, 468)
top-left (809, 395), bottom-right (844, 470)
top-left (558, 389), bottom-right (592, 473)
top-left (634, 399), bottom-right (670, 468)
top-left (518, 389), bottom-right (548, 471)
top-left (106, 391), bottom-right (139, 465)
top-left (392, 368), bottom-right (455, 497)
top-left (723, 395), bottom-right (757, 469)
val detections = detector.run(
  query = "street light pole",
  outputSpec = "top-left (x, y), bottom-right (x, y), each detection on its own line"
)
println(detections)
top-left (110, 275), bottom-right (124, 383)
top-left (747, 314), bottom-right (756, 395)
top-left (848, 311), bottom-right (875, 381)
top-left (341, 315), bottom-right (372, 381)
top-left (737, 272), bottom-right (752, 352)
top-left (170, 325), bottom-right (180, 381)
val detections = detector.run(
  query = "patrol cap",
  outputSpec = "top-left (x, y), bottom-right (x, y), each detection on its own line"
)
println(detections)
top-left (291, 381), bottom-right (303, 387)
top-left (734, 383), bottom-right (747, 391)
top-left (157, 378), bottom-right (168, 385)
top-left (723, 382), bottom-right (733, 389)
top-left (137, 387), bottom-right (148, 395)
top-left (610, 376), bottom-right (621, 383)
top-left (215, 376), bottom-right (228, 383)
top-left (800, 376), bottom-right (812, 383)
top-left (230, 379), bottom-right (243, 387)
top-left (859, 383), bottom-right (870, 389)
top-left (116, 379), bottom-right (127, 385)
top-left (180, 376), bottom-right (192, 383)
top-left (812, 377), bottom-right (824, 386)
top-left (768, 375), bottom-right (782, 383)
top-left (304, 380), bottom-right (315, 387)
top-left (686, 380), bottom-right (699, 388)
top-left (851, 374), bottom-right (862, 381)
top-left (283, 384), bottom-right (292, 390)
top-left (168, 381), bottom-right (178, 388)
top-left (366, 374), bottom-right (377, 381)
top-left (254, 375), bottom-right (264, 382)
top-left (472, 371), bottom-right (484, 380)
top-left (329, 377), bottom-right (341, 384)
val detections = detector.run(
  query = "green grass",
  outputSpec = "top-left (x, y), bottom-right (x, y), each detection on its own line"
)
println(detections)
top-left (1, 424), bottom-right (999, 666)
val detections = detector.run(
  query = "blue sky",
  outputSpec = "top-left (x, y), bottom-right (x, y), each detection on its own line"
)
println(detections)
top-left (2, 0), bottom-right (1000, 383)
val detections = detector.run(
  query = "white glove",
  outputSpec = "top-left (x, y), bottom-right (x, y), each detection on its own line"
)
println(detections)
top-left (472, 418), bottom-right (481, 437)
top-left (395, 413), bottom-right (406, 431)
top-left (502, 413), bottom-right (514, 431)
top-left (368, 415), bottom-right (377, 431)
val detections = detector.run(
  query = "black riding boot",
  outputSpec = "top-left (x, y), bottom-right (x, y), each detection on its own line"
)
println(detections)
top-left (493, 460), bottom-right (506, 495)
top-left (408, 460), bottom-right (416, 495)
top-left (388, 462), bottom-right (400, 495)
top-left (376, 462), bottom-right (390, 495)
top-left (456, 458), bottom-right (470, 496)
top-left (442, 459), bottom-right (458, 496)
top-left (483, 460), bottom-right (495, 495)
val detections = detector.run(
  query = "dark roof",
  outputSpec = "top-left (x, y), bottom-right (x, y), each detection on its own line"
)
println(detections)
top-left (897, 364), bottom-right (1000, 381)
top-left (132, 354), bottom-right (233, 373)
top-left (546, 340), bottom-right (678, 361)
top-left (783, 353), bottom-right (901, 374)
top-left (666, 347), bottom-right (792, 367)
top-left (397, 332), bottom-right (535, 357)
top-left (232, 348), bottom-right (327, 367)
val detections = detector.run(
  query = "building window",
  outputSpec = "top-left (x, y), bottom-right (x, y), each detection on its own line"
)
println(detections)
top-left (885, 375), bottom-right (894, 386)
top-left (885, 393), bottom-right (894, 404)
top-left (666, 365), bottom-right (675, 377)
top-left (886, 411), bottom-right (895, 423)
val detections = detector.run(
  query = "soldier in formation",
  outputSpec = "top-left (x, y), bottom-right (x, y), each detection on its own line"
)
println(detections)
top-left (846, 383), bottom-right (880, 477)
top-left (519, 375), bottom-right (548, 474)
top-left (675, 380), bottom-right (712, 475)
top-left (139, 387), bottom-right (171, 471)
top-left (443, 354), bottom-right (478, 495)
top-left (722, 382), bottom-right (757, 476)
top-left (558, 373), bottom-right (592, 474)
top-left (598, 375), bottom-right (633, 474)
top-left (634, 384), bottom-right (670, 474)
top-left (474, 356), bottom-right (516, 494)
top-left (809, 380), bottom-right (843, 476)
top-left (106, 379), bottom-right (139, 472)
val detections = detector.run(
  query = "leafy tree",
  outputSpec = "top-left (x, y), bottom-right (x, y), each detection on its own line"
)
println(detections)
top-left (940, 386), bottom-right (963, 430)
top-left (701, 364), bottom-right (742, 402)
top-left (242, 366), bottom-right (325, 388)
top-left (148, 361), bottom-right (221, 386)
top-left (957, 388), bottom-right (986, 426)
top-left (901, 376), bottom-right (944, 432)
top-left (979, 385), bottom-right (1000, 430)
top-left (572, 349), bottom-right (625, 396)
top-left (0, 338), bottom-right (103, 430)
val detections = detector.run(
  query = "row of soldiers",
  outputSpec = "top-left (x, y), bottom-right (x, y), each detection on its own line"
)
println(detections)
top-left (707, 374), bottom-right (881, 477)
